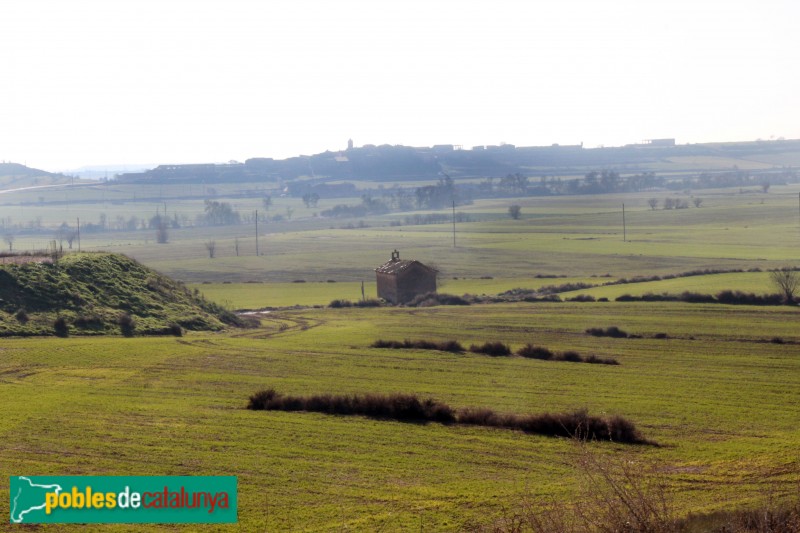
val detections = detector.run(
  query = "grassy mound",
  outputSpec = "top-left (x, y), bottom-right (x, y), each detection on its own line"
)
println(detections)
top-left (0, 252), bottom-right (243, 336)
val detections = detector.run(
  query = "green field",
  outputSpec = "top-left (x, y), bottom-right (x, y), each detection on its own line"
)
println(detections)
top-left (4, 183), bottom-right (800, 284)
top-left (190, 277), bottom-right (604, 309)
top-left (559, 271), bottom-right (778, 300)
top-left (3, 182), bottom-right (800, 530)
top-left (1, 303), bottom-right (799, 530)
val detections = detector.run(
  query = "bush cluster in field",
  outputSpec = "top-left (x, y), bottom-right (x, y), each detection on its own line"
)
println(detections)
top-left (372, 339), bottom-right (620, 365)
top-left (514, 344), bottom-right (620, 365)
top-left (586, 326), bottom-right (630, 338)
top-left (499, 267), bottom-right (771, 301)
top-left (247, 389), bottom-right (652, 445)
top-left (328, 298), bottom-right (382, 308)
top-left (615, 290), bottom-right (784, 305)
top-left (407, 292), bottom-right (470, 307)
top-left (371, 339), bottom-right (465, 352)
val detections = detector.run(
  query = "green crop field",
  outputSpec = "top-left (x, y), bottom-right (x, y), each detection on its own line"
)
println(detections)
top-left (5, 184), bottom-right (785, 290)
top-left (189, 277), bottom-right (604, 309)
top-left (3, 182), bottom-right (800, 530)
top-left (559, 271), bottom-right (777, 300)
top-left (1, 303), bottom-right (799, 531)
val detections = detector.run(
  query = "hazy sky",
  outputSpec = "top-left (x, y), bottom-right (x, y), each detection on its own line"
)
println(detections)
top-left (1, 0), bottom-right (798, 171)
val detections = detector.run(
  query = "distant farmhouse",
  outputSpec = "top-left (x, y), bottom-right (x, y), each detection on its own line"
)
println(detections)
top-left (375, 250), bottom-right (437, 304)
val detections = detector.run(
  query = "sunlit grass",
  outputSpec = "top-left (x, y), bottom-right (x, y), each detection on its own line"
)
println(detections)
top-left (2, 302), bottom-right (799, 530)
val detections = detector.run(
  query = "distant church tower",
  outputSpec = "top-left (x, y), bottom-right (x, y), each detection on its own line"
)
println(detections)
top-left (347, 138), bottom-right (354, 151)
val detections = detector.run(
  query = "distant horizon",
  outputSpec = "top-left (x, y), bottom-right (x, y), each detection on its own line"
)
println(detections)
top-left (6, 134), bottom-right (800, 175)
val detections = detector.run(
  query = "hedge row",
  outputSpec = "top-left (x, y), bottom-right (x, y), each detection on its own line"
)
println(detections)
top-left (247, 389), bottom-right (653, 445)
top-left (372, 339), bottom-right (619, 365)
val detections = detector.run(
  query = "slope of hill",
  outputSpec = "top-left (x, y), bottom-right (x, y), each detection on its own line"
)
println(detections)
top-left (0, 252), bottom-right (243, 336)
top-left (0, 162), bottom-right (72, 189)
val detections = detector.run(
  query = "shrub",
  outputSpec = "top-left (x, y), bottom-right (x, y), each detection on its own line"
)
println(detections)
top-left (168, 323), bottom-right (183, 337)
top-left (371, 339), bottom-right (464, 353)
top-left (328, 299), bottom-right (353, 308)
top-left (407, 292), bottom-right (470, 307)
top-left (469, 341), bottom-right (512, 357)
top-left (74, 314), bottom-right (105, 330)
top-left (118, 312), bottom-right (136, 337)
top-left (354, 299), bottom-right (381, 308)
top-left (559, 351), bottom-right (583, 362)
top-left (680, 291), bottom-right (716, 303)
top-left (568, 294), bottom-right (596, 302)
top-left (584, 354), bottom-right (620, 365)
top-left (645, 293), bottom-right (677, 301)
top-left (538, 282), bottom-right (594, 294)
top-left (14, 308), bottom-right (29, 324)
top-left (248, 389), bottom-right (653, 444)
top-left (716, 290), bottom-right (783, 306)
top-left (586, 326), bottom-right (629, 338)
top-left (517, 344), bottom-right (554, 360)
top-left (247, 389), bottom-right (456, 424)
top-left (521, 294), bottom-right (562, 303)
top-left (371, 339), bottom-right (401, 349)
top-left (457, 407), bottom-right (509, 427)
top-left (53, 316), bottom-right (69, 337)
top-left (436, 340), bottom-right (465, 353)
top-left (247, 388), bottom-right (280, 410)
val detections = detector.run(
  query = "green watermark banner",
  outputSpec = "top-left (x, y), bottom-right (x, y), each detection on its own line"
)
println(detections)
top-left (9, 476), bottom-right (237, 524)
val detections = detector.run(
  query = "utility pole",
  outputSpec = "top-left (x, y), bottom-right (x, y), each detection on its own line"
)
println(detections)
top-left (452, 200), bottom-right (456, 248)
top-left (622, 203), bottom-right (627, 242)
top-left (77, 217), bottom-right (81, 252)
top-left (255, 209), bottom-right (259, 256)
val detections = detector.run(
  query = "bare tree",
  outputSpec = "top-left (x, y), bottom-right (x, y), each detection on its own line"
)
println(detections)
top-left (692, 198), bottom-right (703, 208)
top-left (66, 230), bottom-right (78, 249)
top-left (204, 240), bottom-right (217, 259)
top-left (647, 198), bottom-right (658, 210)
top-left (3, 234), bottom-right (14, 252)
top-left (770, 267), bottom-right (800, 303)
top-left (762, 182), bottom-right (771, 193)
top-left (508, 205), bottom-right (522, 220)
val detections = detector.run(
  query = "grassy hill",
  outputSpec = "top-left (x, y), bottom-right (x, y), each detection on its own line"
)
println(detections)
top-left (0, 252), bottom-right (242, 336)
top-left (0, 162), bottom-right (73, 189)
